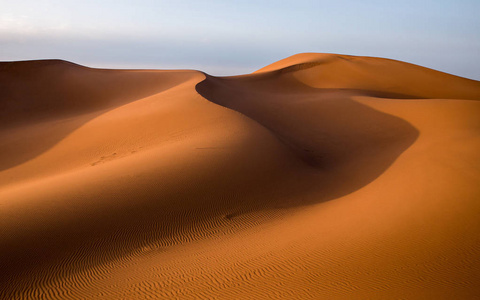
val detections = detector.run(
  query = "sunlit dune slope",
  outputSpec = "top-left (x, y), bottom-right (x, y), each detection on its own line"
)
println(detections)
top-left (1, 54), bottom-right (480, 299)
top-left (255, 53), bottom-right (480, 99)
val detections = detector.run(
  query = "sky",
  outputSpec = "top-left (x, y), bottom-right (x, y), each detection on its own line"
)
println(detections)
top-left (1, 0), bottom-right (479, 79)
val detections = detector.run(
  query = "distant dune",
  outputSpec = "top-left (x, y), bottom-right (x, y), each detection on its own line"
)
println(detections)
top-left (1, 54), bottom-right (479, 299)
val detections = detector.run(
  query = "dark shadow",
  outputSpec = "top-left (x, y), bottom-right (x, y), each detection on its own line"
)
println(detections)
top-left (195, 72), bottom-right (420, 202)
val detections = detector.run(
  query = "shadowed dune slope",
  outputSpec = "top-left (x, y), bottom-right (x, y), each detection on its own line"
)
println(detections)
top-left (1, 53), bottom-right (480, 299)
top-left (0, 60), bottom-right (199, 171)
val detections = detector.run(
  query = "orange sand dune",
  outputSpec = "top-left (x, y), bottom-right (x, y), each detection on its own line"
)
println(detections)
top-left (1, 54), bottom-right (480, 299)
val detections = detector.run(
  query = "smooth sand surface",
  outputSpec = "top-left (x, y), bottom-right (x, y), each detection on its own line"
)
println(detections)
top-left (1, 54), bottom-right (479, 299)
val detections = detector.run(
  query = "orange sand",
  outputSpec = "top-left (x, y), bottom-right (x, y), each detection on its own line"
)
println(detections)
top-left (1, 54), bottom-right (480, 299)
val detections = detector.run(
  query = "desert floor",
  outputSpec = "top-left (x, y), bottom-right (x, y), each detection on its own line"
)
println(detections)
top-left (1, 53), bottom-right (480, 299)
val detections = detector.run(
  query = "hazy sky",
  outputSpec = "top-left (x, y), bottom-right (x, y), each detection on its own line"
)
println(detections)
top-left (1, 0), bottom-right (479, 79)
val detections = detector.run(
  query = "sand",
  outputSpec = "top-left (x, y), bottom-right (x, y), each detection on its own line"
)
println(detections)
top-left (1, 53), bottom-right (479, 299)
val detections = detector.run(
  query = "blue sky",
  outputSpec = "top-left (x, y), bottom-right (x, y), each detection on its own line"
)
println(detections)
top-left (1, 0), bottom-right (479, 79)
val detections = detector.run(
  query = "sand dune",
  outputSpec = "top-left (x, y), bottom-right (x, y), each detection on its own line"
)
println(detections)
top-left (1, 54), bottom-right (480, 299)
